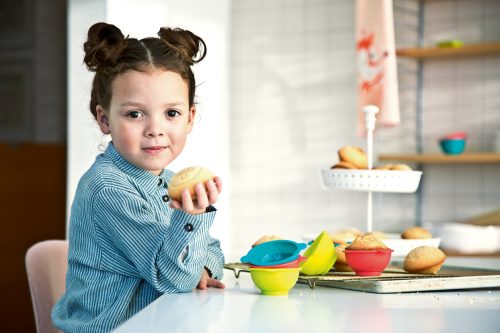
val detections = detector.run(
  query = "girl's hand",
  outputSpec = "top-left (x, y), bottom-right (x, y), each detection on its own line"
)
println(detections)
top-left (197, 268), bottom-right (225, 290)
top-left (170, 176), bottom-right (222, 215)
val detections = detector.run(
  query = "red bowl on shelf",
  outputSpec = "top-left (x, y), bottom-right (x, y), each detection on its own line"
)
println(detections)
top-left (344, 249), bottom-right (393, 276)
top-left (441, 131), bottom-right (467, 140)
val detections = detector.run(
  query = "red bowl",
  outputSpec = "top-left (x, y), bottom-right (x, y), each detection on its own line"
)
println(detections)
top-left (441, 131), bottom-right (467, 140)
top-left (249, 255), bottom-right (307, 269)
top-left (344, 249), bottom-right (393, 276)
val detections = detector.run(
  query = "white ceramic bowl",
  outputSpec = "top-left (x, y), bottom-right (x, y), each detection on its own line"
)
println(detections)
top-left (383, 235), bottom-right (441, 257)
top-left (434, 223), bottom-right (500, 254)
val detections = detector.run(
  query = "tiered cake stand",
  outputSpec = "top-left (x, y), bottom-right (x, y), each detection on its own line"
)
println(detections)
top-left (320, 105), bottom-right (423, 232)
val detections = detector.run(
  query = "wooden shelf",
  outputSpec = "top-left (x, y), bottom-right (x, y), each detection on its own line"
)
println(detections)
top-left (379, 152), bottom-right (500, 164)
top-left (396, 42), bottom-right (500, 59)
top-left (443, 249), bottom-right (500, 258)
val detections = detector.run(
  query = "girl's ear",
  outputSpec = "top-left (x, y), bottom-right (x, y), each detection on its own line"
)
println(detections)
top-left (96, 105), bottom-right (111, 134)
top-left (186, 105), bottom-right (196, 133)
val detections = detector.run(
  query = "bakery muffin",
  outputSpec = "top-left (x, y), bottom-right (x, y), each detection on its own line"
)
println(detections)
top-left (337, 145), bottom-right (368, 169)
top-left (345, 234), bottom-right (388, 250)
top-left (373, 164), bottom-right (394, 170)
top-left (390, 164), bottom-right (412, 171)
top-left (404, 246), bottom-right (446, 274)
top-left (168, 166), bottom-right (215, 201)
top-left (252, 234), bottom-right (282, 248)
top-left (331, 161), bottom-right (357, 169)
top-left (333, 243), bottom-right (353, 272)
top-left (364, 231), bottom-right (387, 240)
top-left (373, 164), bottom-right (413, 171)
top-left (330, 228), bottom-right (363, 244)
top-left (401, 226), bottom-right (432, 239)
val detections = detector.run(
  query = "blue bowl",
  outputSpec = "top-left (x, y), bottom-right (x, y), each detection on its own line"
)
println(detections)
top-left (240, 240), bottom-right (307, 266)
top-left (439, 138), bottom-right (466, 155)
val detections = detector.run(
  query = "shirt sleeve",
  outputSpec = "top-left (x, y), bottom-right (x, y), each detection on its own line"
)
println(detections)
top-left (91, 186), bottom-right (220, 293)
top-left (203, 230), bottom-right (225, 280)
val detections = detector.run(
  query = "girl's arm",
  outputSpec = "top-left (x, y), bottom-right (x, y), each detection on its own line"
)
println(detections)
top-left (92, 186), bottom-right (220, 293)
top-left (203, 235), bottom-right (225, 280)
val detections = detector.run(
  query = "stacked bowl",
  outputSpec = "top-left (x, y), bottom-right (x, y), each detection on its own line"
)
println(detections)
top-left (241, 240), bottom-right (306, 295)
top-left (300, 231), bottom-right (337, 275)
top-left (439, 131), bottom-right (467, 155)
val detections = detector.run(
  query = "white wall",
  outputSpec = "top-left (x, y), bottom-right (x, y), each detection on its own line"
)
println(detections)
top-left (229, 0), bottom-right (362, 260)
top-left (67, 0), bottom-right (231, 253)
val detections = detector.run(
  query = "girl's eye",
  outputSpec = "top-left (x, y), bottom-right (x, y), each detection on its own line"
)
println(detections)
top-left (129, 111), bottom-right (143, 119)
top-left (166, 110), bottom-right (180, 117)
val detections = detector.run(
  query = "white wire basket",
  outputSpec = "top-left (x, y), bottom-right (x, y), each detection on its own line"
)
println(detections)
top-left (320, 168), bottom-right (423, 193)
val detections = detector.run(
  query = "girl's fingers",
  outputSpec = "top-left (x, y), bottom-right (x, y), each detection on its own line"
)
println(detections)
top-left (197, 279), bottom-right (208, 290)
top-left (208, 278), bottom-right (225, 289)
top-left (205, 180), bottom-right (219, 204)
top-left (169, 200), bottom-right (182, 210)
top-left (171, 177), bottom-right (223, 214)
top-left (213, 176), bottom-right (223, 193)
top-left (194, 183), bottom-right (209, 209)
top-left (181, 189), bottom-right (195, 211)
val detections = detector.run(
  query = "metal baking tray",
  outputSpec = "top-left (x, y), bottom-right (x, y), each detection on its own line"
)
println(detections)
top-left (224, 263), bottom-right (500, 294)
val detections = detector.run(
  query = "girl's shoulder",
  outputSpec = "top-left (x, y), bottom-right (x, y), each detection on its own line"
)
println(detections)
top-left (80, 154), bottom-right (130, 191)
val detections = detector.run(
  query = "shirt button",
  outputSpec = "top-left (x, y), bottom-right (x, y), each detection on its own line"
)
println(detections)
top-left (162, 194), bottom-right (169, 202)
top-left (184, 223), bottom-right (194, 232)
top-left (158, 179), bottom-right (163, 186)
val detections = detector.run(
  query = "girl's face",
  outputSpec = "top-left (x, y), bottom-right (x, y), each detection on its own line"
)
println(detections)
top-left (96, 68), bottom-right (195, 175)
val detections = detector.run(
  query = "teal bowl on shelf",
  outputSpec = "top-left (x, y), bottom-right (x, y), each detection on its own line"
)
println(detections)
top-left (439, 138), bottom-right (466, 155)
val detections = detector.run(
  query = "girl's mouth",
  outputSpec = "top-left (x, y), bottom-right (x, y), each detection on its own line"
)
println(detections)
top-left (143, 146), bottom-right (165, 154)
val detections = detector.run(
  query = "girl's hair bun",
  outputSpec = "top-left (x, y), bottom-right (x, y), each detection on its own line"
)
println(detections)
top-left (83, 22), bottom-right (127, 71)
top-left (157, 27), bottom-right (207, 65)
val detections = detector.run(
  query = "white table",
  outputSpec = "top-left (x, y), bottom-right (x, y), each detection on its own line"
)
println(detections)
top-left (114, 257), bottom-right (500, 333)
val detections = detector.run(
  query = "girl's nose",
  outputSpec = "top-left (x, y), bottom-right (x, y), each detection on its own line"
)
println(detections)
top-left (145, 119), bottom-right (165, 137)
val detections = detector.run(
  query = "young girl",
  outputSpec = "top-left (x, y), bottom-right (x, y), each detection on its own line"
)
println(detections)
top-left (52, 22), bottom-right (225, 332)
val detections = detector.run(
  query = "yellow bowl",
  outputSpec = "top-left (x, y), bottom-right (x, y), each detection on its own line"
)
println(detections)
top-left (249, 267), bottom-right (300, 296)
top-left (300, 231), bottom-right (337, 275)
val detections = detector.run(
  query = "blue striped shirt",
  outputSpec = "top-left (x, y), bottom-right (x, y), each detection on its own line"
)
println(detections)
top-left (52, 143), bottom-right (224, 332)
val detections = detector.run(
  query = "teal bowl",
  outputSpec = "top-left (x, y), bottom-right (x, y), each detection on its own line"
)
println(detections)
top-left (240, 240), bottom-right (307, 266)
top-left (439, 138), bottom-right (466, 155)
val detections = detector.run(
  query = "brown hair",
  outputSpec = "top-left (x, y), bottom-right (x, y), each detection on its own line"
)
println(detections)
top-left (83, 22), bottom-right (207, 119)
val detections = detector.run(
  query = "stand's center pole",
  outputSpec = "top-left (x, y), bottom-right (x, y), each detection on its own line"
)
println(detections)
top-left (367, 191), bottom-right (373, 233)
top-left (363, 105), bottom-right (379, 233)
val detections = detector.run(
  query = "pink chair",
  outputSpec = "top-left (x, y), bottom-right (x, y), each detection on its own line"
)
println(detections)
top-left (26, 240), bottom-right (68, 333)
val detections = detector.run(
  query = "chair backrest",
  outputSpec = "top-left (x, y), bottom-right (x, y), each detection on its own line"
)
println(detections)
top-left (26, 240), bottom-right (68, 333)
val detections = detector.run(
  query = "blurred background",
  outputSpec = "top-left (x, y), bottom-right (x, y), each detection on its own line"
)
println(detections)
top-left (1, 0), bottom-right (499, 330)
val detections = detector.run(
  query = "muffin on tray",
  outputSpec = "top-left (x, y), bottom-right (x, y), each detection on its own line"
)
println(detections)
top-left (333, 243), bottom-right (353, 272)
top-left (404, 246), bottom-right (447, 274)
top-left (345, 234), bottom-right (389, 250)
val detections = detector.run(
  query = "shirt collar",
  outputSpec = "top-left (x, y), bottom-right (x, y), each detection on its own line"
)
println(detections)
top-left (104, 142), bottom-right (174, 193)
